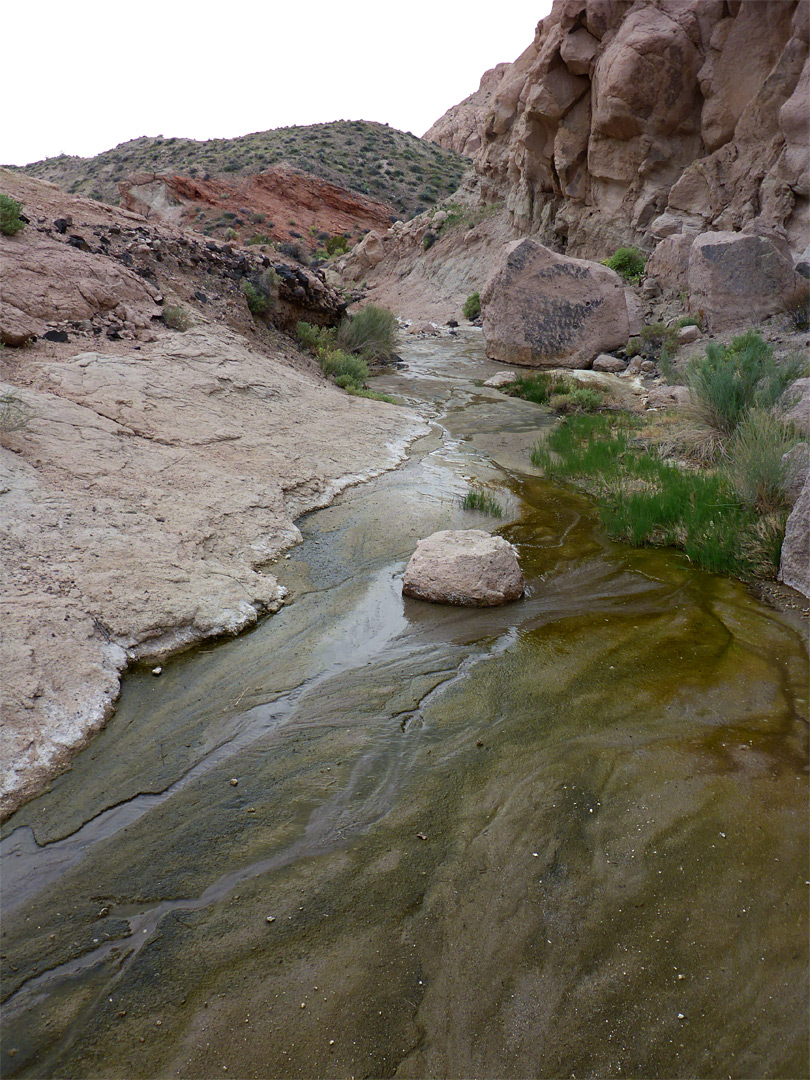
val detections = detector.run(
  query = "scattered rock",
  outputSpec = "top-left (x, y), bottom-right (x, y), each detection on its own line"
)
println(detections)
top-left (677, 324), bottom-right (702, 345)
top-left (480, 239), bottom-right (630, 368)
top-left (592, 353), bottom-right (627, 373)
top-left (402, 529), bottom-right (524, 606)
top-left (647, 385), bottom-right (692, 408)
top-left (482, 371), bottom-right (518, 387)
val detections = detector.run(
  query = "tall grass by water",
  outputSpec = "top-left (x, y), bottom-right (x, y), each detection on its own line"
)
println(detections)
top-left (531, 410), bottom-right (796, 580)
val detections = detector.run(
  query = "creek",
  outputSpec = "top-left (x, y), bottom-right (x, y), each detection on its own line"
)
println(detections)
top-left (1, 331), bottom-right (807, 1079)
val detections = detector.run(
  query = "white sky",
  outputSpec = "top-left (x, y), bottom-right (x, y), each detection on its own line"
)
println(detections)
top-left (2, 1), bottom-right (552, 167)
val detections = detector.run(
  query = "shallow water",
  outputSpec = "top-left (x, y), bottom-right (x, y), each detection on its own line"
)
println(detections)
top-left (1, 332), bottom-right (807, 1079)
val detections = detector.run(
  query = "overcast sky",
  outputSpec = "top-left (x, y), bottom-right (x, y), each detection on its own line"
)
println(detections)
top-left (2, 1), bottom-right (552, 167)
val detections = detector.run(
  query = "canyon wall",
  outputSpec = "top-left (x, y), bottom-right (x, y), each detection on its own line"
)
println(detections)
top-left (426, 0), bottom-right (809, 262)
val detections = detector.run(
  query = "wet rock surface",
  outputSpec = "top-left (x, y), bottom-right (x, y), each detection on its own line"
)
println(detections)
top-left (0, 334), bottom-right (806, 1080)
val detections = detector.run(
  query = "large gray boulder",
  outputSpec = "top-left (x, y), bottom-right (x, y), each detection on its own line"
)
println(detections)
top-left (480, 238), bottom-right (630, 368)
top-left (402, 529), bottom-right (524, 606)
top-left (779, 477), bottom-right (810, 599)
top-left (687, 231), bottom-right (799, 332)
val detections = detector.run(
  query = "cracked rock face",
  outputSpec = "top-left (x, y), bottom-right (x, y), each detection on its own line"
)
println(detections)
top-left (425, 0), bottom-right (808, 262)
top-left (481, 237), bottom-right (630, 367)
top-left (402, 530), bottom-right (525, 606)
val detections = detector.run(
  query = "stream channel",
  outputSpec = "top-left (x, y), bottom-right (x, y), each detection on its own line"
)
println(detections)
top-left (1, 331), bottom-right (808, 1079)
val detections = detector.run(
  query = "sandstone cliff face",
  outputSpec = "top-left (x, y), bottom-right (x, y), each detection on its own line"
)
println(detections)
top-left (426, 0), bottom-right (809, 261)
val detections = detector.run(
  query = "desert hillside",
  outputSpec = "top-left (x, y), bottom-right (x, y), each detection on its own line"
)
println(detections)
top-left (14, 120), bottom-right (467, 223)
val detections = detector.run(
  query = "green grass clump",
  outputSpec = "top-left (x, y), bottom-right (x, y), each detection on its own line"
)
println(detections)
top-left (686, 330), bottom-right (806, 437)
top-left (505, 372), bottom-right (607, 412)
top-left (462, 292), bottom-right (481, 320)
top-left (335, 303), bottom-right (398, 363)
top-left (503, 372), bottom-right (551, 404)
top-left (602, 246), bottom-right (646, 283)
top-left (0, 193), bottom-right (26, 236)
top-left (530, 409), bottom-right (796, 581)
top-left (460, 486), bottom-right (503, 517)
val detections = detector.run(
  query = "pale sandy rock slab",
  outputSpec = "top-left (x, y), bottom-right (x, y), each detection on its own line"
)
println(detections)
top-left (483, 371), bottom-right (518, 387)
top-left (779, 476), bottom-right (810, 599)
top-left (481, 238), bottom-right (629, 368)
top-left (0, 232), bottom-right (162, 326)
top-left (688, 231), bottom-right (799, 331)
top-left (402, 529), bottom-right (524, 606)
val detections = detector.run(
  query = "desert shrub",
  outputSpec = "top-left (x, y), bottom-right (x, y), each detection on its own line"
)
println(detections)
top-left (320, 348), bottom-right (369, 388)
top-left (335, 304), bottom-right (398, 363)
top-left (0, 194), bottom-right (26, 236)
top-left (422, 231), bottom-right (437, 251)
top-left (460, 486), bottom-right (503, 517)
top-left (162, 305), bottom-right (191, 331)
top-left (462, 292), bottom-right (481, 320)
top-left (638, 322), bottom-right (680, 360)
top-left (602, 246), bottom-right (646, 283)
top-left (724, 408), bottom-right (799, 513)
top-left (686, 330), bottom-right (806, 436)
top-left (0, 393), bottom-right (32, 433)
top-left (676, 315), bottom-right (702, 329)
top-left (278, 241), bottom-right (307, 264)
top-left (241, 269), bottom-right (278, 316)
top-left (296, 321), bottom-right (335, 353)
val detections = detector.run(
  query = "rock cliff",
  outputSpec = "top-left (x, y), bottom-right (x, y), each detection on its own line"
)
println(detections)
top-left (426, 0), bottom-right (809, 262)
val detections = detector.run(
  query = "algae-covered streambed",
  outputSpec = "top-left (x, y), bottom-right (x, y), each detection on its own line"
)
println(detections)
top-left (1, 332), bottom-right (808, 1079)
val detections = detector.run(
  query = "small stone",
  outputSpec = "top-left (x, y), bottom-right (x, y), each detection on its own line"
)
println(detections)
top-left (417, 832), bottom-right (428, 840)
top-left (677, 323), bottom-right (701, 344)
top-left (266, 916), bottom-right (275, 923)
top-left (329, 1039), bottom-right (335, 1046)
top-left (229, 777), bottom-right (239, 786)
top-left (151, 666), bottom-right (162, 676)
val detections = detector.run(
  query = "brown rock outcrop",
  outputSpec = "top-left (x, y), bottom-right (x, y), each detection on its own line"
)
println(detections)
top-left (481, 238), bottom-right (630, 367)
top-left (1, 233), bottom-right (162, 346)
top-left (687, 231), bottom-right (800, 331)
top-left (424, 64), bottom-right (514, 157)
top-left (119, 166), bottom-right (397, 252)
top-left (425, 0), bottom-right (809, 263)
top-left (402, 530), bottom-right (524, 606)
top-left (779, 477), bottom-right (810, 598)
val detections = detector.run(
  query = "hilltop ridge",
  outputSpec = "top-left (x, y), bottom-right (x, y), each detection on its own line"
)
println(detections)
top-left (14, 120), bottom-right (468, 222)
